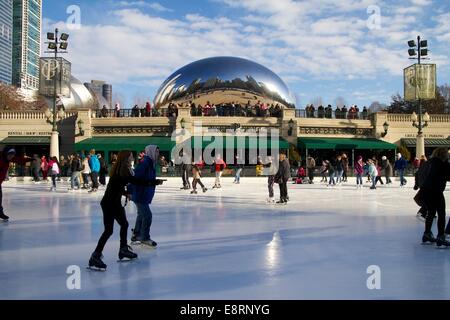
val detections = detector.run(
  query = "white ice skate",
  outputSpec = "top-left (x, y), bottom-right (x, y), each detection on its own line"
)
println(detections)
top-left (267, 197), bottom-right (275, 204)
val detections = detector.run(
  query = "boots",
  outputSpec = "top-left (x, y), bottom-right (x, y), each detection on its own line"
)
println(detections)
top-left (89, 252), bottom-right (107, 270)
top-left (119, 245), bottom-right (138, 260)
top-left (436, 235), bottom-right (450, 248)
top-left (422, 232), bottom-right (436, 244)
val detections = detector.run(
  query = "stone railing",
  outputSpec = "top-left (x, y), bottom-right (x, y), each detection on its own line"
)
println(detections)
top-left (0, 111), bottom-right (78, 120)
top-left (385, 114), bottom-right (450, 123)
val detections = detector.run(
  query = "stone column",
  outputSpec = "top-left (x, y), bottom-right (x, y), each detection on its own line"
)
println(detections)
top-left (416, 133), bottom-right (425, 159)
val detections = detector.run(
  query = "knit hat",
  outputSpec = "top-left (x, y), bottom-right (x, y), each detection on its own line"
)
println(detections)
top-left (382, 156), bottom-right (387, 160)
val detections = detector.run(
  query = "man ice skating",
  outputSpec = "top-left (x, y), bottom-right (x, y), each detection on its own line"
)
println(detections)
top-left (394, 153), bottom-right (408, 187)
top-left (130, 145), bottom-right (160, 248)
top-left (89, 150), bottom-right (164, 270)
top-left (264, 156), bottom-right (278, 203)
top-left (275, 152), bottom-right (290, 204)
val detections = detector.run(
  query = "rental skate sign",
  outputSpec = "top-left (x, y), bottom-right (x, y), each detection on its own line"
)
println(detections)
top-left (404, 63), bottom-right (436, 102)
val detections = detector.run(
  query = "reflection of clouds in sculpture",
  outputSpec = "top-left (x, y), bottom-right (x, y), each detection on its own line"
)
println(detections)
top-left (154, 57), bottom-right (296, 108)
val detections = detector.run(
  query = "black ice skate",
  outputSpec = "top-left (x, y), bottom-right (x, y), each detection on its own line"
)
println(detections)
top-left (276, 198), bottom-right (287, 205)
top-left (118, 245), bottom-right (138, 261)
top-left (191, 190), bottom-right (198, 194)
top-left (202, 187), bottom-right (208, 193)
top-left (436, 235), bottom-right (450, 249)
top-left (130, 229), bottom-right (140, 244)
top-left (422, 232), bottom-right (436, 245)
top-left (88, 252), bottom-right (107, 271)
top-left (0, 212), bottom-right (9, 222)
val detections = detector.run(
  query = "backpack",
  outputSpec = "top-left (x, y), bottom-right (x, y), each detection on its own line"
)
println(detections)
top-left (417, 161), bottom-right (432, 188)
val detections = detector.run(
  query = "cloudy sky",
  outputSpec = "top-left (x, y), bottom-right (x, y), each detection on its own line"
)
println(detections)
top-left (42, 0), bottom-right (450, 108)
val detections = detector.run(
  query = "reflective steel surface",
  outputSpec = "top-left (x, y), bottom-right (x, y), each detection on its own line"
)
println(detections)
top-left (59, 76), bottom-right (97, 110)
top-left (154, 57), bottom-right (296, 108)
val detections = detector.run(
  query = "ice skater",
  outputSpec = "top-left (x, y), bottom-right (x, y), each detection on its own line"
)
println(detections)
top-left (355, 156), bottom-right (364, 188)
top-left (191, 162), bottom-right (207, 194)
top-left (48, 157), bottom-right (60, 192)
top-left (233, 155), bottom-right (243, 184)
top-left (264, 156), bottom-right (277, 203)
top-left (213, 155), bottom-right (226, 189)
top-left (89, 150), bottom-right (164, 270)
top-left (394, 153), bottom-right (408, 187)
top-left (381, 156), bottom-right (393, 185)
top-left (275, 152), bottom-right (290, 204)
top-left (130, 145), bottom-right (162, 248)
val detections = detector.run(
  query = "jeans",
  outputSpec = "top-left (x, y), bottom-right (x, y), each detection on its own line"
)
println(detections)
top-left (95, 203), bottom-right (129, 253)
top-left (234, 168), bottom-right (242, 183)
top-left (268, 175), bottom-right (275, 198)
top-left (336, 170), bottom-right (343, 183)
top-left (385, 176), bottom-right (392, 184)
top-left (82, 173), bottom-right (90, 188)
top-left (356, 173), bottom-right (363, 185)
top-left (134, 203), bottom-right (153, 241)
top-left (371, 176), bottom-right (377, 188)
top-left (398, 169), bottom-right (406, 186)
top-left (328, 171), bottom-right (335, 185)
top-left (71, 171), bottom-right (81, 189)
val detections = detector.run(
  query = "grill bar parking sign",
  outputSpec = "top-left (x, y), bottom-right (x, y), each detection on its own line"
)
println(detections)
top-left (404, 63), bottom-right (436, 101)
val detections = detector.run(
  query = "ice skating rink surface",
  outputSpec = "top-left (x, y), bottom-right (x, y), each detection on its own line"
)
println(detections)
top-left (1, 177), bottom-right (450, 300)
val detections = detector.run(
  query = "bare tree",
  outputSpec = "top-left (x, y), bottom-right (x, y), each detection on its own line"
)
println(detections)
top-left (0, 83), bottom-right (48, 111)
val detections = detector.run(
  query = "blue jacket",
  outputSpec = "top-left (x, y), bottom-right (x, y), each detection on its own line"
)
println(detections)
top-left (394, 158), bottom-right (408, 171)
top-left (89, 155), bottom-right (100, 173)
top-left (131, 156), bottom-right (156, 204)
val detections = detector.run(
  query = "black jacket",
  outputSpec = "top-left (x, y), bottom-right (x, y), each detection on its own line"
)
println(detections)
top-left (275, 159), bottom-right (291, 183)
top-left (421, 158), bottom-right (450, 193)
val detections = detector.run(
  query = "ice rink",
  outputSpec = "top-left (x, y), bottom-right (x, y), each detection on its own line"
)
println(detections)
top-left (1, 177), bottom-right (450, 300)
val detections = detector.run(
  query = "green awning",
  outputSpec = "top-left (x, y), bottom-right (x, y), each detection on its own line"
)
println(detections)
top-left (298, 137), bottom-right (396, 150)
top-left (186, 136), bottom-right (290, 149)
top-left (1, 136), bottom-right (51, 145)
top-left (75, 137), bottom-right (175, 152)
top-left (402, 138), bottom-right (450, 148)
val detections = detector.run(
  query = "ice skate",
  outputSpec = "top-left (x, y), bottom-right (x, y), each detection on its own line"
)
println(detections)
top-left (276, 198), bottom-right (287, 205)
top-left (436, 235), bottom-right (450, 249)
top-left (190, 190), bottom-right (198, 194)
top-left (422, 232), bottom-right (436, 245)
top-left (118, 245), bottom-right (138, 261)
top-left (88, 252), bottom-right (107, 271)
top-left (267, 197), bottom-right (275, 204)
top-left (140, 239), bottom-right (157, 248)
top-left (202, 187), bottom-right (208, 193)
top-left (130, 229), bottom-right (140, 244)
top-left (0, 212), bottom-right (9, 222)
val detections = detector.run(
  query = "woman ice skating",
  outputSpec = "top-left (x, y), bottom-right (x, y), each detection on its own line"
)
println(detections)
top-left (48, 157), bottom-right (60, 192)
top-left (355, 156), bottom-right (364, 188)
top-left (89, 150), bottom-right (164, 270)
top-left (234, 155), bottom-right (243, 184)
top-left (341, 154), bottom-right (349, 182)
top-left (130, 146), bottom-right (162, 248)
top-left (419, 148), bottom-right (450, 247)
top-left (191, 162), bottom-right (207, 194)
top-left (306, 156), bottom-right (315, 184)
top-left (368, 159), bottom-right (378, 190)
top-left (265, 156), bottom-right (278, 203)
top-left (213, 155), bottom-right (226, 189)
top-left (81, 156), bottom-right (91, 189)
top-left (98, 154), bottom-right (108, 187)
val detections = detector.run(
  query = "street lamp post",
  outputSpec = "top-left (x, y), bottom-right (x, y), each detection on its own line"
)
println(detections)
top-left (45, 28), bottom-right (69, 158)
top-left (408, 35), bottom-right (430, 159)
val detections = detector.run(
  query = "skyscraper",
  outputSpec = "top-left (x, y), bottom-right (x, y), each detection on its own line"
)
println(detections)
top-left (84, 80), bottom-right (113, 108)
top-left (12, 0), bottom-right (41, 90)
top-left (0, 0), bottom-right (13, 84)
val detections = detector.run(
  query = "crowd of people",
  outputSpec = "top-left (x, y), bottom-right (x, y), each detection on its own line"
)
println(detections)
top-left (304, 104), bottom-right (369, 119)
top-left (0, 144), bottom-right (449, 268)
top-left (189, 101), bottom-right (284, 118)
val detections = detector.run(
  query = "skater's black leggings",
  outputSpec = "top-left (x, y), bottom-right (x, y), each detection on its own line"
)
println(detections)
top-left (423, 189), bottom-right (446, 236)
top-left (0, 184), bottom-right (3, 214)
top-left (279, 182), bottom-right (288, 200)
top-left (95, 203), bottom-right (129, 254)
top-left (182, 169), bottom-right (189, 187)
top-left (192, 178), bottom-right (205, 190)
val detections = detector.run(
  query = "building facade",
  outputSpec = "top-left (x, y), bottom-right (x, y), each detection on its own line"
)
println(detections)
top-left (12, 0), bottom-right (41, 90)
top-left (0, 0), bottom-right (13, 84)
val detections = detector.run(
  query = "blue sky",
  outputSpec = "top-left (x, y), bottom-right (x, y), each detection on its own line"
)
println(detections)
top-left (42, 0), bottom-right (450, 108)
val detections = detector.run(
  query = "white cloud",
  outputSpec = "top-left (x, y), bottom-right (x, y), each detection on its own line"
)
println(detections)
top-left (117, 1), bottom-right (173, 12)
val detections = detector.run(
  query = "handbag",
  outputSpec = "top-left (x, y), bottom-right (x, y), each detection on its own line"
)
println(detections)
top-left (413, 189), bottom-right (425, 207)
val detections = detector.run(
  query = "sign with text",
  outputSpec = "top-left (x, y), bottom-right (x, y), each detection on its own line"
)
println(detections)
top-left (404, 64), bottom-right (436, 101)
top-left (39, 58), bottom-right (72, 98)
